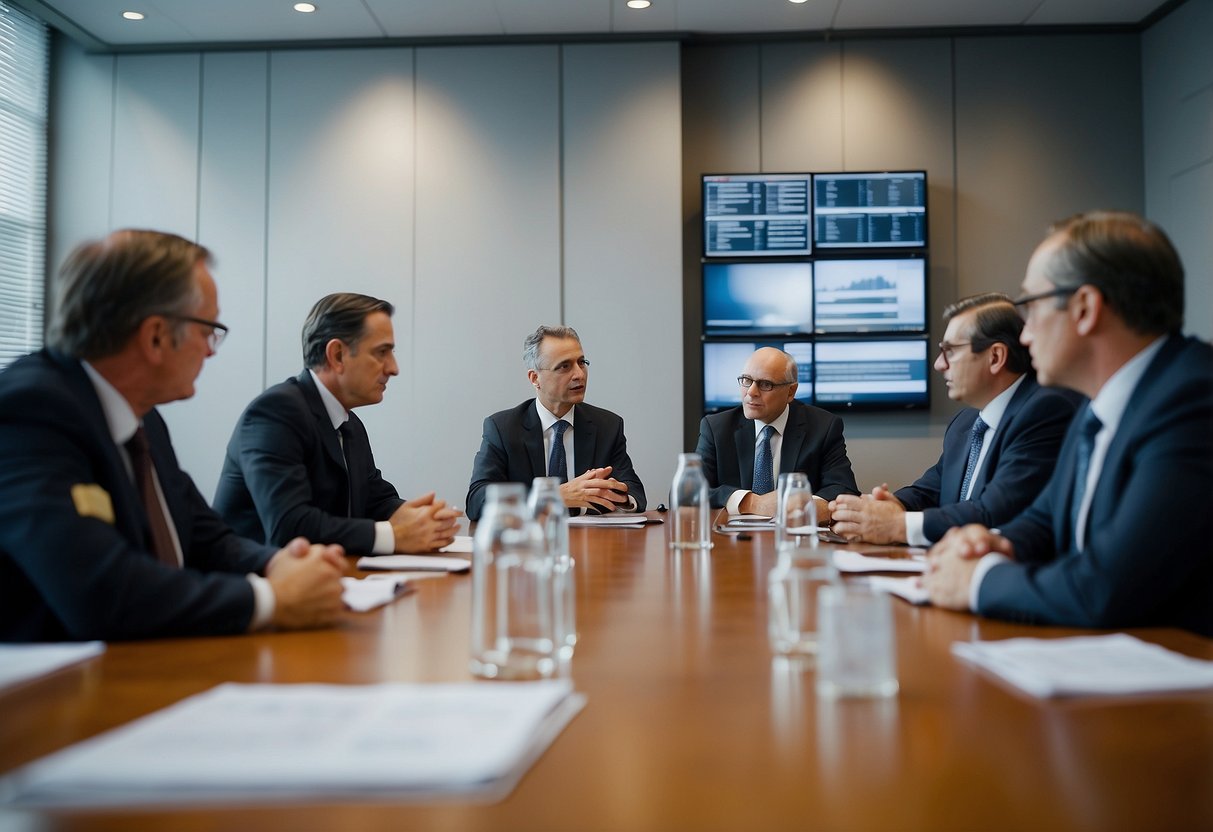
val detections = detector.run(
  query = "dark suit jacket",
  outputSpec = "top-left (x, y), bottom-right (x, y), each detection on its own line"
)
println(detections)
top-left (214, 371), bottom-right (403, 552)
top-left (695, 400), bottom-right (859, 508)
top-left (0, 350), bottom-right (274, 642)
top-left (980, 335), bottom-right (1213, 636)
top-left (466, 399), bottom-right (647, 521)
top-left (895, 376), bottom-right (1082, 542)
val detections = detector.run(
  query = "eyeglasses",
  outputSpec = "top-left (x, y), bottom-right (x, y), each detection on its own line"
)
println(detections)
top-left (738, 375), bottom-right (794, 393)
top-left (937, 341), bottom-right (972, 363)
top-left (168, 315), bottom-right (229, 350)
top-left (538, 357), bottom-right (589, 375)
top-left (1011, 286), bottom-right (1079, 321)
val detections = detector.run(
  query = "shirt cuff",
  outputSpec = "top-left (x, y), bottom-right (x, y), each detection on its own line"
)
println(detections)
top-left (969, 552), bottom-right (1011, 612)
top-left (725, 490), bottom-right (750, 516)
top-left (372, 520), bottom-right (394, 554)
top-left (904, 512), bottom-right (930, 547)
top-left (246, 573), bottom-right (275, 631)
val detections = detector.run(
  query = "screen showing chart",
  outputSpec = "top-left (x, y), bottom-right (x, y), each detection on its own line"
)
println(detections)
top-left (702, 340), bottom-right (813, 412)
top-left (704, 262), bottom-right (814, 336)
top-left (703, 173), bottom-right (812, 257)
top-left (813, 257), bottom-right (927, 334)
top-left (814, 171), bottom-right (926, 249)
top-left (813, 339), bottom-right (929, 409)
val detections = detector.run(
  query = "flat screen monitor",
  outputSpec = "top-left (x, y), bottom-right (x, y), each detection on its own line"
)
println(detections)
top-left (704, 261), bottom-right (814, 336)
top-left (813, 338), bottom-right (929, 410)
top-left (703, 173), bottom-right (812, 257)
top-left (813, 256), bottom-right (927, 334)
top-left (703, 340), bottom-right (813, 413)
top-left (814, 171), bottom-right (927, 249)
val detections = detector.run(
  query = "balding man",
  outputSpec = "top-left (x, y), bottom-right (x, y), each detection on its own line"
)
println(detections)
top-left (696, 347), bottom-right (859, 521)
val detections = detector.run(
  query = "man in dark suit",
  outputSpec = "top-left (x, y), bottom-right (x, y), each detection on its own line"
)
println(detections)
top-left (214, 294), bottom-right (459, 554)
top-left (466, 325), bottom-right (646, 521)
top-left (925, 211), bottom-right (1213, 636)
top-left (831, 294), bottom-right (1080, 544)
top-left (0, 230), bottom-right (345, 642)
top-left (696, 347), bottom-right (859, 521)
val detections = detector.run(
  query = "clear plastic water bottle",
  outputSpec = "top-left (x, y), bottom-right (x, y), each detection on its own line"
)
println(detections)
top-left (529, 476), bottom-right (576, 661)
top-left (670, 452), bottom-right (712, 550)
top-left (768, 472), bottom-right (833, 661)
top-left (470, 483), bottom-right (555, 680)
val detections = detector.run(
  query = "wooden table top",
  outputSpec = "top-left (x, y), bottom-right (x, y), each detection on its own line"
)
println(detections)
top-left (3, 518), bottom-right (1212, 831)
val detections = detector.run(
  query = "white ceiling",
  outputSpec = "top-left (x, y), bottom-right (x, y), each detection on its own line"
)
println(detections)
top-left (12, 0), bottom-right (1179, 50)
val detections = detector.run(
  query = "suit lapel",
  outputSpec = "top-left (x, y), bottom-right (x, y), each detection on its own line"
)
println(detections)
top-left (778, 405), bottom-right (806, 479)
top-left (734, 414), bottom-right (755, 490)
top-left (969, 378), bottom-right (1036, 500)
top-left (521, 403), bottom-right (547, 479)
top-left (297, 371), bottom-right (348, 473)
top-left (572, 405), bottom-right (595, 478)
top-left (943, 409), bottom-right (978, 502)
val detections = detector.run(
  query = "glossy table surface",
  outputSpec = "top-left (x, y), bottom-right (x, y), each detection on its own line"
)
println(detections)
top-left (3, 519), bottom-right (1212, 831)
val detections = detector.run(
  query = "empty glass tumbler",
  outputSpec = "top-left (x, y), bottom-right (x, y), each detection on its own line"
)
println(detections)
top-left (470, 483), bottom-right (556, 680)
top-left (529, 476), bottom-right (576, 660)
top-left (670, 452), bottom-right (712, 550)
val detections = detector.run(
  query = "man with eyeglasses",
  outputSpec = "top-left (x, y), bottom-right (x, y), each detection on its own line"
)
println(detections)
top-left (830, 294), bottom-right (1080, 545)
top-left (0, 230), bottom-right (346, 641)
top-left (695, 347), bottom-right (859, 520)
top-left (466, 325), bottom-right (646, 521)
top-left (925, 211), bottom-right (1213, 636)
top-left (215, 293), bottom-right (460, 554)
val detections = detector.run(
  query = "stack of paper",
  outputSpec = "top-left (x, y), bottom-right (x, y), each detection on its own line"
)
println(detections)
top-left (1, 680), bottom-right (585, 806)
top-left (832, 550), bottom-right (926, 574)
top-left (340, 576), bottom-right (412, 612)
top-left (357, 554), bottom-right (471, 573)
top-left (568, 514), bottom-right (648, 528)
top-left (952, 633), bottom-right (1213, 698)
top-left (0, 642), bottom-right (105, 693)
top-left (865, 575), bottom-right (929, 605)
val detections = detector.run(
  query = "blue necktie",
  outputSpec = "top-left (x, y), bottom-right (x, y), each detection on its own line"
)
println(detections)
top-left (548, 420), bottom-right (569, 483)
top-left (1070, 407), bottom-right (1103, 546)
top-left (752, 425), bottom-right (775, 495)
top-left (958, 416), bottom-right (989, 501)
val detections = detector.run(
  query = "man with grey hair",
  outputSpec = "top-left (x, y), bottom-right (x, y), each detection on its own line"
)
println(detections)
top-left (830, 293), bottom-right (1080, 545)
top-left (466, 325), bottom-right (646, 521)
top-left (696, 346), bottom-right (859, 521)
top-left (215, 293), bottom-right (459, 554)
top-left (0, 229), bottom-right (345, 641)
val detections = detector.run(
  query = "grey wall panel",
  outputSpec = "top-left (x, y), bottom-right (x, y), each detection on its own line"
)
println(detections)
top-left (413, 44), bottom-right (561, 509)
top-left (161, 52), bottom-right (271, 500)
top-left (760, 42), bottom-right (843, 172)
top-left (563, 42), bottom-right (684, 501)
top-left (955, 35), bottom-right (1144, 298)
top-left (266, 48), bottom-right (416, 496)
top-left (1143, 0), bottom-right (1213, 339)
top-left (110, 54), bottom-right (201, 236)
top-left (49, 38), bottom-right (112, 281)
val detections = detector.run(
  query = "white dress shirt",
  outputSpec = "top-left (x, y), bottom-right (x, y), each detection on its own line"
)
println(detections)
top-left (725, 404), bottom-right (791, 515)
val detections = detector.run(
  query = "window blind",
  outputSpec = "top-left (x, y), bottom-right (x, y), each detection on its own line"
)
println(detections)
top-left (0, 0), bottom-right (48, 370)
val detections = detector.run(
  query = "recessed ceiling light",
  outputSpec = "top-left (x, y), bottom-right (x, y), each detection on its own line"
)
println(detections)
top-left (294, 2), bottom-right (317, 12)
top-left (121, 11), bottom-right (144, 20)
top-left (626, 0), bottom-right (651, 9)
top-left (788, 0), bottom-right (809, 4)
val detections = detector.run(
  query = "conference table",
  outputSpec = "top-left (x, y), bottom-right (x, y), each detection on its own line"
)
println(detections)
top-left (2, 517), bottom-right (1211, 831)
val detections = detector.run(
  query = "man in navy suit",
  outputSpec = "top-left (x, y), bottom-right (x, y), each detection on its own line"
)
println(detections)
top-left (925, 211), bottom-right (1213, 636)
top-left (695, 347), bottom-right (859, 522)
top-left (215, 294), bottom-right (459, 554)
top-left (0, 230), bottom-right (345, 642)
top-left (466, 325), bottom-right (646, 522)
top-left (830, 294), bottom-right (1080, 544)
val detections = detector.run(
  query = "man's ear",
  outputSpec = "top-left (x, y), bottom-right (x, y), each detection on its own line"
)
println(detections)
top-left (137, 316), bottom-right (171, 364)
top-left (324, 338), bottom-right (345, 372)
top-left (527, 368), bottom-right (540, 389)
top-left (1072, 284), bottom-right (1103, 337)
top-left (986, 342), bottom-right (1009, 375)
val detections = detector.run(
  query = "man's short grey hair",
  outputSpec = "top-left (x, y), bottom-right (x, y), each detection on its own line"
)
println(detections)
top-left (48, 229), bottom-right (209, 360)
top-left (779, 350), bottom-right (799, 384)
top-left (523, 325), bottom-right (581, 370)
